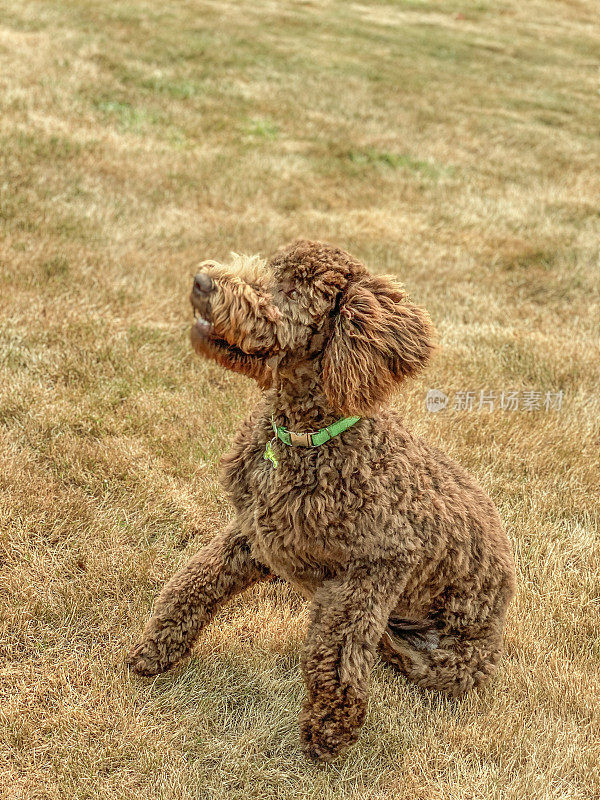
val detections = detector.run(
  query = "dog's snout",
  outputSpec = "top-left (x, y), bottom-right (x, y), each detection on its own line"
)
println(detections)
top-left (193, 272), bottom-right (214, 295)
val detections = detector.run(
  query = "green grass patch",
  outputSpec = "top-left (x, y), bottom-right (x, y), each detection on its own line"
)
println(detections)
top-left (346, 148), bottom-right (451, 179)
top-left (243, 117), bottom-right (280, 141)
top-left (93, 98), bottom-right (163, 131)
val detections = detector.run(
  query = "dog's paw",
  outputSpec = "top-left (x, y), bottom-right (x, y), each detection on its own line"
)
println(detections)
top-left (126, 633), bottom-right (190, 676)
top-left (300, 728), bottom-right (345, 763)
top-left (126, 638), bottom-right (168, 676)
top-left (299, 699), bottom-right (364, 763)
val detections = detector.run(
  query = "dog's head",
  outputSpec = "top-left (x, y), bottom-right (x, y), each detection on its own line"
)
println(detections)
top-left (190, 239), bottom-right (435, 415)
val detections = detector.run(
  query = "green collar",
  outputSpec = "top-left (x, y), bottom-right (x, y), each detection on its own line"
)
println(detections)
top-left (272, 414), bottom-right (360, 448)
top-left (264, 414), bottom-right (360, 468)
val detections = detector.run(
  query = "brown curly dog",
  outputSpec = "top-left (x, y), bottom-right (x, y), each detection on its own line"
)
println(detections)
top-left (127, 240), bottom-right (516, 762)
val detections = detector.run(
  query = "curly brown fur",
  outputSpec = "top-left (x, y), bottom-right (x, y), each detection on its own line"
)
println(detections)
top-left (128, 240), bottom-right (516, 763)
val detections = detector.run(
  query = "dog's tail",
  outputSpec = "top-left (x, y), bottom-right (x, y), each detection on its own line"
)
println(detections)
top-left (383, 616), bottom-right (441, 654)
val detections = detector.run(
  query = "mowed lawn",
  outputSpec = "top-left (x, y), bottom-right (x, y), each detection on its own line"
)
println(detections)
top-left (1, 1), bottom-right (599, 798)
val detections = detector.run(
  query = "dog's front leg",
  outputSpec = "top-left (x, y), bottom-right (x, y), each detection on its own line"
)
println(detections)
top-left (127, 521), bottom-right (270, 676)
top-left (299, 567), bottom-right (399, 763)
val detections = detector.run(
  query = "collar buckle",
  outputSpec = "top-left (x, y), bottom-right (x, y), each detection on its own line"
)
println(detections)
top-left (288, 430), bottom-right (313, 447)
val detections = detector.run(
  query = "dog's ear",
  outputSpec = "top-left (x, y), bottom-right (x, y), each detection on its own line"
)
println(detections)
top-left (322, 274), bottom-right (435, 415)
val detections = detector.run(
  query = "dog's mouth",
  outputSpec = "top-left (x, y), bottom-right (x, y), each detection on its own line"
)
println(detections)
top-left (190, 293), bottom-right (240, 357)
top-left (190, 287), bottom-right (215, 341)
top-left (192, 309), bottom-right (213, 338)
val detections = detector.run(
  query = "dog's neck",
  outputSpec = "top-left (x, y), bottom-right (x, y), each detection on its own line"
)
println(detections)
top-left (269, 359), bottom-right (341, 431)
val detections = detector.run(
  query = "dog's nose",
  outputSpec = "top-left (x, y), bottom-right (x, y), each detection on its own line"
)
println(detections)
top-left (193, 272), bottom-right (214, 295)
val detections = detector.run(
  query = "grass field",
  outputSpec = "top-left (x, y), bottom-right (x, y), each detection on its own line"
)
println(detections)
top-left (1, 0), bottom-right (599, 797)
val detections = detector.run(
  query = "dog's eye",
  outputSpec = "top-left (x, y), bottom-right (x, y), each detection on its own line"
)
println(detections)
top-left (286, 289), bottom-right (299, 300)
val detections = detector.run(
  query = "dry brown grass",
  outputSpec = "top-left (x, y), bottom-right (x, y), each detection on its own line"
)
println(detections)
top-left (1, 1), bottom-right (599, 797)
